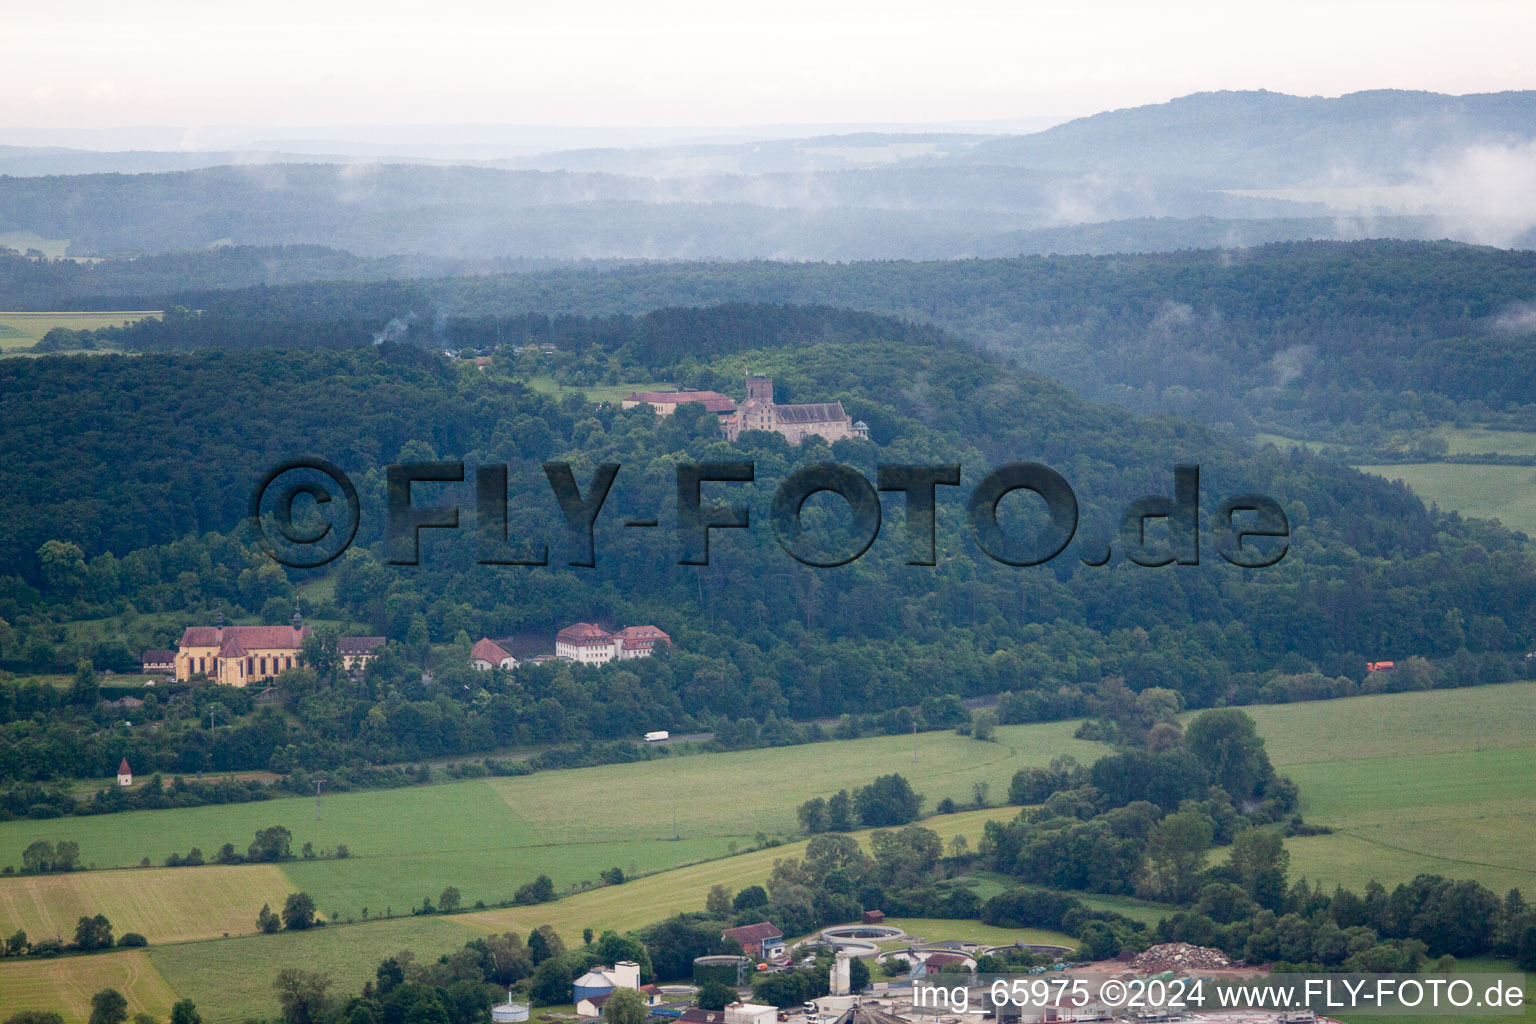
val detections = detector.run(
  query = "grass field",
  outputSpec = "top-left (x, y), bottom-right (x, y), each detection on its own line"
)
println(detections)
top-left (0, 864), bottom-right (291, 945)
top-left (150, 915), bottom-right (479, 1023)
top-left (143, 808), bottom-right (1051, 1024)
top-left (1434, 426), bottom-right (1536, 457)
top-left (0, 311), bottom-right (160, 352)
top-left (1357, 463), bottom-right (1536, 537)
top-left (519, 376), bottom-right (678, 403)
top-left (0, 722), bottom-right (1103, 925)
top-left (1235, 682), bottom-right (1536, 895)
top-left (0, 231), bottom-right (72, 259)
top-left (0, 949), bottom-right (179, 1021)
top-left (4, 685), bottom-right (1532, 1021)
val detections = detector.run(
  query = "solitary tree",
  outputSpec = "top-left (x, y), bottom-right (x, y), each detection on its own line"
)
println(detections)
top-left (281, 892), bottom-right (317, 931)
top-left (696, 981), bottom-right (736, 1011)
top-left (256, 903), bottom-right (282, 934)
top-left (438, 886), bottom-right (461, 913)
top-left (73, 914), bottom-right (114, 951)
top-left (601, 987), bottom-right (648, 1024)
top-left (169, 1001), bottom-right (202, 1024)
top-left (87, 989), bottom-right (128, 1024)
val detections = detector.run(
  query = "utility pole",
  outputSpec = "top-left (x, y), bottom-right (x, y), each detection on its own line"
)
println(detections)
top-left (912, 720), bottom-right (918, 762)
top-left (316, 780), bottom-right (323, 821)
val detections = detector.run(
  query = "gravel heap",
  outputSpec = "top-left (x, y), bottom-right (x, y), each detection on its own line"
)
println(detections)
top-left (1128, 942), bottom-right (1232, 972)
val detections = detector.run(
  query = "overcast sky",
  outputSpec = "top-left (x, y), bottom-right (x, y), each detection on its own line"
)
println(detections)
top-left (7, 0), bottom-right (1534, 133)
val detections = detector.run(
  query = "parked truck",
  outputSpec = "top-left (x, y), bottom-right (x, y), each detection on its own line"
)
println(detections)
top-left (644, 730), bottom-right (670, 742)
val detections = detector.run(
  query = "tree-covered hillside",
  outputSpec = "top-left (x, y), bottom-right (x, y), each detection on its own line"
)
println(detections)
top-left (4, 304), bottom-right (1533, 731)
top-left (26, 240), bottom-right (1536, 438)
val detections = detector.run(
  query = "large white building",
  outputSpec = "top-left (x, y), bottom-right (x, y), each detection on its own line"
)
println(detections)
top-left (555, 623), bottom-right (671, 665)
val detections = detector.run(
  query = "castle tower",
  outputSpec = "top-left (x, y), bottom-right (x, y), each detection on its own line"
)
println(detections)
top-left (745, 374), bottom-right (774, 406)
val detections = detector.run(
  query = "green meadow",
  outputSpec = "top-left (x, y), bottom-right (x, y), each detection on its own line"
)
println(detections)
top-left (1239, 682), bottom-right (1536, 895)
top-left (4, 685), bottom-right (1534, 1021)
top-left (0, 310), bottom-right (160, 352)
top-left (0, 721), bottom-right (1103, 934)
top-left (1357, 463), bottom-right (1536, 537)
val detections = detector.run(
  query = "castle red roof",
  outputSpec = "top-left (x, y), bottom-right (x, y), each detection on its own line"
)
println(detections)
top-left (557, 622), bottom-right (613, 646)
top-left (471, 638), bottom-right (512, 663)
top-left (626, 390), bottom-right (737, 413)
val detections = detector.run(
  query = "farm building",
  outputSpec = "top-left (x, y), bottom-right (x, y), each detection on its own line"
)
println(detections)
top-left (721, 921), bottom-right (785, 958)
top-left (573, 960), bottom-right (641, 1017)
top-left (470, 637), bottom-right (517, 671)
top-left (556, 623), bottom-right (671, 665)
top-left (141, 649), bottom-right (175, 674)
top-left (622, 389), bottom-right (738, 421)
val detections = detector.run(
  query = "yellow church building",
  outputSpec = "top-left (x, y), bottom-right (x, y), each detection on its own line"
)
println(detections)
top-left (175, 623), bottom-right (309, 687)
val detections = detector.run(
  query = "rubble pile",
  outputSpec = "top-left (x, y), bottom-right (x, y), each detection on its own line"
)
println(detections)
top-left (1129, 942), bottom-right (1232, 972)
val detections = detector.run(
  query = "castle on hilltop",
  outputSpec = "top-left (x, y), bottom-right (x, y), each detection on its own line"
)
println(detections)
top-left (722, 374), bottom-right (868, 444)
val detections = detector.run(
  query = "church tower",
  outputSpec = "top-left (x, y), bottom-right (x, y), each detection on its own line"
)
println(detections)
top-left (745, 374), bottom-right (774, 406)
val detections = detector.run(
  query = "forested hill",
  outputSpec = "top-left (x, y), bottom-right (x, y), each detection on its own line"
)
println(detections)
top-left (27, 239), bottom-right (1536, 435)
top-left (5, 305), bottom-right (1535, 716)
top-left (960, 89), bottom-right (1536, 185)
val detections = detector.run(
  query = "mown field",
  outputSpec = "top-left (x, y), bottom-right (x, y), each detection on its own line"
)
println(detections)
top-left (0, 949), bottom-right (179, 1022)
top-left (1357, 463), bottom-right (1536, 537)
top-left (0, 864), bottom-right (290, 945)
top-left (1239, 682), bottom-right (1536, 895)
top-left (0, 722), bottom-right (1102, 941)
top-left (0, 310), bottom-right (160, 352)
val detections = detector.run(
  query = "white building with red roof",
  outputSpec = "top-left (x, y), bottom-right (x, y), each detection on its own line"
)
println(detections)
top-left (470, 637), bottom-right (517, 671)
top-left (117, 758), bottom-right (132, 786)
top-left (556, 623), bottom-right (671, 665)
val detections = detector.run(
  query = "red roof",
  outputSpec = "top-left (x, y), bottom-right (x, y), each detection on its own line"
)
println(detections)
top-left (722, 922), bottom-right (783, 945)
top-left (179, 625), bottom-right (308, 650)
top-left (471, 638), bottom-right (512, 663)
top-left (627, 390), bottom-right (737, 414)
top-left (612, 625), bottom-right (671, 650)
top-left (118, 758), bottom-right (131, 773)
top-left (557, 622), bottom-right (613, 646)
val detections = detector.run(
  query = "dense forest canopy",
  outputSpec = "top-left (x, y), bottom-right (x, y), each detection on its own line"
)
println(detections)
top-left (11, 240), bottom-right (1536, 439)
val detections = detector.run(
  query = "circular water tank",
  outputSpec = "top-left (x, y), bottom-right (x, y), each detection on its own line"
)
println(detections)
top-left (573, 983), bottom-right (614, 1004)
top-left (492, 1003), bottom-right (530, 1024)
